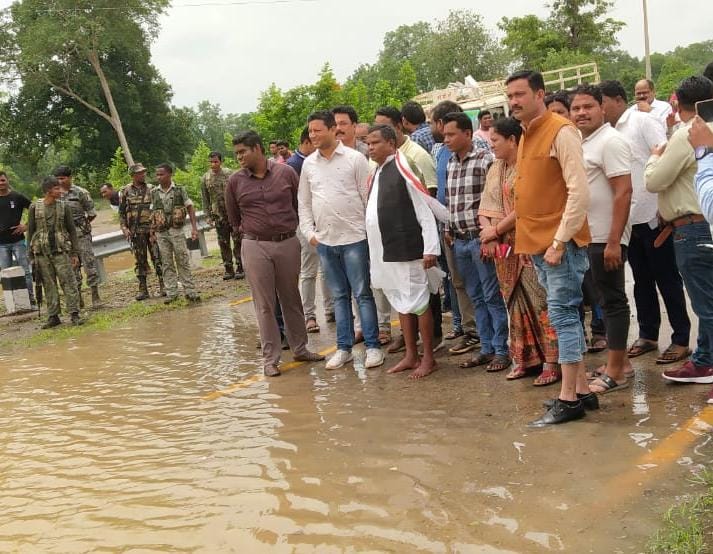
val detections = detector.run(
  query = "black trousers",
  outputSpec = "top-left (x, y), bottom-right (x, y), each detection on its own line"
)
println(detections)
top-left (588, 243), bottom-right (630, 351)
top-left (628, 223), bottom-right (690, 346)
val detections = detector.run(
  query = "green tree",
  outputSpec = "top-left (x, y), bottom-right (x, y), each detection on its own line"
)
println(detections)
top-left (655, 57), bottom-right (696, 99)
top-left (174, 141), bottom-right (211, 208)
top-left (106, 147), bottom-right (129, 189)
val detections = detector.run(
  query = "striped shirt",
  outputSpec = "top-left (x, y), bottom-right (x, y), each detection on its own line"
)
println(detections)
top-left (446, 144), bottom-right (494, 233)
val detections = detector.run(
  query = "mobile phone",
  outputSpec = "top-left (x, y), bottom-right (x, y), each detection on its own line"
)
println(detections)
top-left (696, 99), bottom-right (713, 123)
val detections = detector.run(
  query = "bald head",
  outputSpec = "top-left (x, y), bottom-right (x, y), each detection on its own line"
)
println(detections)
top-left (634, 79), bottom-right (656, 104)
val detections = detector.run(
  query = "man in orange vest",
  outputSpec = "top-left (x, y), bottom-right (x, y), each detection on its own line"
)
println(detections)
top-left (506, 70), bottom-right (595, 426)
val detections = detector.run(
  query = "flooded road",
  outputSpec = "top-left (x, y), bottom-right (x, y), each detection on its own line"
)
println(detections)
top-left (1, 299), bottom-right (711, 553)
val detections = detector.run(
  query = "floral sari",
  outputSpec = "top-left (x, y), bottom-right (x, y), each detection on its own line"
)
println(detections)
top-left (479, 160), bottom-right (559, 369)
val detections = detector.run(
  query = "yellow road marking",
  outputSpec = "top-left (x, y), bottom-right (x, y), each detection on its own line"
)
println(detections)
top-left (229, 296), bottom-right (253, 306)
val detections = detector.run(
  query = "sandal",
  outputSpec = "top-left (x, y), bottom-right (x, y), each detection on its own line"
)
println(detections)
top-left (588, 336), bottom-right (608, 353)
top-left (445, 328), bottom-right (464, 340)
top-left (306, 318), bottom-right (320, 333)
top-left (460, 352), bottom-right (494, 369)
top-left (588, 365), bottom-right (634, 380)
top-left (656, 344), bottom-right (692, 365)
top-left (627, 338), bottom-right (658, 358)
top-left (378, 331), bottom-right (392, 346)
top-left (589, 374), bottom-right (629, 395)
top-left (486, 355), bottom-right (512, 372)
top-left (533, 364), bottom-right (562, 386)
top-left (506, 364), bottom-right (539, 380)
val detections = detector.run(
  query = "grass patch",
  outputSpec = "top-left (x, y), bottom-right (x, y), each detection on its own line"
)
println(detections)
top-left (200, 249), bottom-right (224, 269)
top-left (649, 469), bottom-right (713, 554)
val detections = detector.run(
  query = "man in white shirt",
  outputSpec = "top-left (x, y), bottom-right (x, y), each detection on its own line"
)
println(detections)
top-left (571, 85), bottom-right (633, 394)
top-left (299, 110), bottom-right (385, 370)
top-left (600, 80), bottom-right (691, 365)
top-left (627, 79), bottom-right (673, 131)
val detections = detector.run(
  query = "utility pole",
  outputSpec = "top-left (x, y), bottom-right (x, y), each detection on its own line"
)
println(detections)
top-left (643, 0), bottom-right (652, 80)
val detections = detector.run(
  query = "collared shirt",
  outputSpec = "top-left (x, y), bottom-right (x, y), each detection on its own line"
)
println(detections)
top-left (153, 182), bottom-right (193, 211)
top-left (474, 128), bottom-right (492, 147)
top-left (695, 154), bottom-right (713, 223)
top-left (226, 159), bottom-right (299, 236)
top-left (60, 184), bottom-right (95, 227)
top-left (286, 150), bottom-right (307, 176)
top-left (399, 136), bottom-right (437, 191)
top-left (434, 136), bottom-right (491, 206)
top-left (645, 120), bottom-right (712, 221)
top-left (298, 141), bottom-right (370, 246)
top-left (446, 144), bottom-right (494, 233)
top-left (614, 109), bottom-right (666, 225)
top-left (626, 98), bottom-right (672, 130)
top-left (410, 123), bottom-right (435, 154)
top-left (581, 123), bottom-right (633, 245)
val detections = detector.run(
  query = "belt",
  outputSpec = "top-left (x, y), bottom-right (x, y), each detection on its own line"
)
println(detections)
top-left (653, 214), bottom-right (707, 248)
top-left (243, 231), bottom-right (295, 242)
top-left (451, 229), bottom-right (480, 241)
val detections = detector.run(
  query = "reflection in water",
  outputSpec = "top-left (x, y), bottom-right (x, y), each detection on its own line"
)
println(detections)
top-left (0, 301), bottom-right (711, 552)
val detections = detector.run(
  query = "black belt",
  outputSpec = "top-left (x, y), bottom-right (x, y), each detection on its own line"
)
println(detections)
top-left (243, 231), bottom-right (295, 242)
top-left (451, 229), bottom-right (480, 241)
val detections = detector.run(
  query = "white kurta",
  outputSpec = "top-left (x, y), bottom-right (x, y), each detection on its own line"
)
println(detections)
top-left (366, 156), bottom-right (444, 315)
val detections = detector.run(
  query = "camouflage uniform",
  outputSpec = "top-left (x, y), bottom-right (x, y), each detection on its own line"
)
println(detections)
top-left (151, 183), bottom-right (196, 298)
top-left (27, 200), bottom-right (80, 317)
top-left (201, 168), bottom-right (243, 276)
top-left (119, 182), bottom-right (163, 279)
top-left (61, 184), bottom-right (99, 288)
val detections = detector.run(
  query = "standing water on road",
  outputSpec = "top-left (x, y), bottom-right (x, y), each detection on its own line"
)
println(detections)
top-left (0, 301), bottom-right (711, 552)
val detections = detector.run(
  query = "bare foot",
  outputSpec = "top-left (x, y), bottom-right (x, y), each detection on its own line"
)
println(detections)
top-left (387, 356), bottom-right (420, 374)
top-left (409, 359), bottom-right (437, 380)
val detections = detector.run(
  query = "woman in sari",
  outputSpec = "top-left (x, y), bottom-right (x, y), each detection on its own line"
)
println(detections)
top-left (478, 117), bottom-right (561, 386)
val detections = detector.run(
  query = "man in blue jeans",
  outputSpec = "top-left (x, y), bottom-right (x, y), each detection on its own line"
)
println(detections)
top-left (506, 70), bottom-right (594, 426)
top-left (441, 112), bottom-right (510, 372)
top-left (298, 110), bottom-right (384, 370)
top-left (0, 172), bottom-right (35, 306)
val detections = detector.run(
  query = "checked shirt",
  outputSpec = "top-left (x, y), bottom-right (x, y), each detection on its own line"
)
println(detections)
top-left (446, 144), bottom-right (494, 234)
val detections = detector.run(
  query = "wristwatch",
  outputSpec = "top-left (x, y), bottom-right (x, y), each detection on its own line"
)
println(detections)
top-left (695, 146), bottom-right (713, 160)
top-left (552, 239), bottom-right (565, 251)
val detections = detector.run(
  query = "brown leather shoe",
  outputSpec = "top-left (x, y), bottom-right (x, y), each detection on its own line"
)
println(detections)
top-left (264, 365), bottom-right (281, 377)
top-left (294, 351), bottom-right (326, 362)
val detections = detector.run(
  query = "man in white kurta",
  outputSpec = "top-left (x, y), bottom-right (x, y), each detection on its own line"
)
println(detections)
top-left (365, 124), bottom-right (446, 379)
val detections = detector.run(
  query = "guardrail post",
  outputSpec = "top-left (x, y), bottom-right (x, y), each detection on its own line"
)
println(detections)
top-left (197, 230), bottom-right (209, 257)
top-left (96, 257), bottom-right (108, 284)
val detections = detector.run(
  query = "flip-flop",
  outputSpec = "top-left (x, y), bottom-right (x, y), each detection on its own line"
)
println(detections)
top-left (656, 344), bottom-right (692, 365)
top-left (306, 319), bottom-right (320, 333)
top-left (589, 374), bottom-right (629, 395)
top-left (588, 336), bottom-right (608, 353)
top-left (533, 366), bottom-right (561, 386)
top-left (627, 338), bottom-right (658, 358)
top-left (460, 352), bottom-right (494, 368)
top-left (588, 366), bottom-right (634, 380)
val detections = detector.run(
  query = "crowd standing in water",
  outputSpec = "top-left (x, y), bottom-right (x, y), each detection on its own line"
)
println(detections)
top-left (3, 65), bottom-right (713, 427)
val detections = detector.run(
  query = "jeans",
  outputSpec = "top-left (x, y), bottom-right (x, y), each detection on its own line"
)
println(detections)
top-left (317, 239), bottom-right (379, 350)
top-left (0, 240), bottom-right (34, 300)
top-left (672, 222), bottom-right (713, 367)
top-left (532, 242), bottom-right (589, 364)
top-left (453, 237), bottom-right (509, 356)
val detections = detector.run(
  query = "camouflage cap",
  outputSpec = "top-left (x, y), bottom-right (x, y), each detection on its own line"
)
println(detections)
top-left (129, 163), bottom-right (147, 175)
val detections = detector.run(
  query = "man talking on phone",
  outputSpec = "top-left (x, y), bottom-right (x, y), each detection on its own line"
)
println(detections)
top-left (629, 79), bottom-right (673, 131)
top-left (645, 76), bottom-right (713, 400)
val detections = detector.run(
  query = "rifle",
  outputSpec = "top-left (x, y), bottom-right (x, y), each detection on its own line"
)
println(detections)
top-left (32, 260), bottom-right (43, 318)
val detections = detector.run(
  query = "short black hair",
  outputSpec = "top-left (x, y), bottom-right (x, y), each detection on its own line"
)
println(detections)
top-left (676, 75), bottom-right (713, 111)
top-left (705, 61), bottom-right (713, 83)
top-left (491, 117), bottom-right (523, 144)
top-left (307, 110), bottom-right (336, 128)
top-left (505, 70), bottom-right (545, 93)
top-left (209, 151), bottom-right (223, 161)
top-left (0, 171), bottom-right (7, 178)
top-left (572, 84), bottom-right (603, 105)
top-left (400, 101), bottom-right (426, 125)
top-left (42, 176), bottom-right (59, 193)
top-left (375, 106), bottom-right (402, 127)
top-left (233, 130), bottom-right (265, 153)
top-left (598, 80), bottom-right (627, 103)
top-left (276, 139), bottom-right (289, 148)
top-left (53, 165), bottom-right (72, 178)
top-left (99, 182), bottom-right (113, 189)
top-left (431, 100), bottom-right (462, 123)
top-left (156, 163), bottom-right (173, 174)
top-left (545, 90), bottom-right (571, 110)
top-left (367, 124), bottom-right (397, 143)
top-left (441, 112), bottom-right (473, 133)
top-left (299, 126), bottom-right (310, 144)
top-left (477, 109), bottom-right (492, 121)
top-left (269, 140), bottom-right (277, 146)
top-left (331, 105), bottom-right (359, 124)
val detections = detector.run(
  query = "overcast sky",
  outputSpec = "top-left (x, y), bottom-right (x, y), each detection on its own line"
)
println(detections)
top-left (4, 0), bottom-right (713, 114)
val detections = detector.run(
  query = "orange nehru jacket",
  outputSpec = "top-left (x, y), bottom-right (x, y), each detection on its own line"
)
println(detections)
top-left (513, 112), bottom-right (590, 255)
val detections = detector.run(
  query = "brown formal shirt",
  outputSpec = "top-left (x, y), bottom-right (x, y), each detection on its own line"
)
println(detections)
top-left (225, 159), bottom-right (299, 236)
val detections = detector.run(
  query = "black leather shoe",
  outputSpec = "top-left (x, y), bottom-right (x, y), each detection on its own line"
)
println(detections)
top-left (528, 399), bottom-right (585, 427)
top-left (70, 312), bottom-right (85, 326)
top-left (543, 392), bottom-right (599, 411)
top-left (42, 315), bottom-right (61, 329)
top-left (294, 351), bottom-right (326, 362)
top-left (223, 269), bottom-right (235, 280)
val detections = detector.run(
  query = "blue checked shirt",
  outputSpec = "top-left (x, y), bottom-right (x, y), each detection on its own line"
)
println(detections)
top-left (695, 153), bottom-right (713, 223)
top-left (446, 144), bottom-right (494, 233)
top-left (411, 123), bottom-right (435, 154)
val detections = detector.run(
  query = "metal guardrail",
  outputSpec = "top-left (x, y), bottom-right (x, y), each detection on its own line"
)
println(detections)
top-left (92, 211), bottom-right (212, 283)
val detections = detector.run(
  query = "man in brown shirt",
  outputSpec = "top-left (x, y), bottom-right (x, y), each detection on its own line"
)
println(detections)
top-left (226, 130), bottom-right (324, 376)
top-left (506, 70), bottom-right (594, 427)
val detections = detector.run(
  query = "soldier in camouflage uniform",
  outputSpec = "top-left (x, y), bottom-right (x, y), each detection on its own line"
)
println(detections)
top-left (119, 163), bottom-right (164, 301)
top-left (27, 176), bottom-right (84, 328)
top-left (54, 166), bottom-right (103, 309)
top-left (200, 151), bottom-right (244, 279)
top-left (151, 163), bottom-right (200, 303)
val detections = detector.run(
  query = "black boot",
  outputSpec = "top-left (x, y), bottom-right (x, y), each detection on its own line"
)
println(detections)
top-left (135, 276), bottom-right (149, 301)
top-left (70, 312), bottom-right (85, 326)
top-left (223, 265), bottom-right (235, 280)
top-left (234, 262), bottom-right (245, 280)
top-left (42, 315), bottom-right (61, 329)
